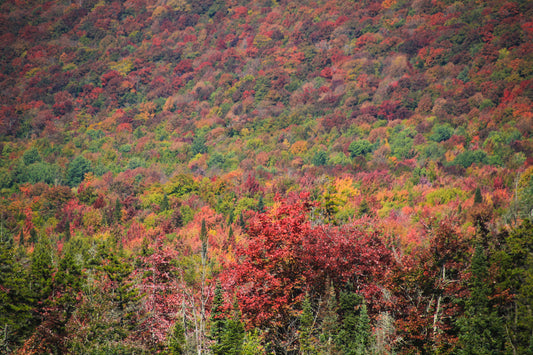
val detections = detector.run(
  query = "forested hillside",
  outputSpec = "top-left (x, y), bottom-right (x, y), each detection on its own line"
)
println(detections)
top-left (1, 0), bottom-right (532, 353)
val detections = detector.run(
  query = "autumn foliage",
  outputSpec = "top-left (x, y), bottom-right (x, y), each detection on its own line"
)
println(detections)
top-left (0, 0), bottom-right (532, 353)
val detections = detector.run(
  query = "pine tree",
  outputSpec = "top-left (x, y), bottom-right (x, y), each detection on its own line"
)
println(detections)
top-left (220, 300), bottom-right (245, 355)
top-left (65, 242), bottom-right (143, 353)
top-left (336, 289), bottom-right (373, 355)
top-left (161, 193), bottom-right (169, 212)
top-left (210, 281), bottom-right (227, 354)
top-left (191, 132), bottom-right (207, 155)
top-left (457, 245), bottom-right (505, 354)
top-left (29, 235), bottom-right (54, 309)
top-left (210, 284), bottom-right (245, 355)
top-left (494, 219), bottom-right (533, 354)
top-left (64, 219), bottom-right (71, 242)
top-left (168, 321), bottom-right (187, 354)
top-left (29, 228), bottom-right (37, 244)
top-left (114, 198), bottom-right (122, 223)
top-left (358, 199), bottom-right (370, 217)
top-left (474, 187), bottom-right (483, 204)
top-left (30, 243), bottom-right (84, 354)
top-left (0, 240), bottom-right (32, 352)
top-left (323, 184), bottom-right (339, 224)
top-left (299, 294), bottom-right (317, 354)
top-left (239, 211), bottom-right (245, 229)
top-left (54, 246), bottom-right (83, 320)
top-left (101, 246), bottom-right (140, 330)
top-left (319, 283), bottom-right (339, 353)
top-left (257, 196), bottom-right (265, 213)
top-left (171, 208), bottom-right (183, 228)
top-left (200, 218), bottom-right (208, 260)
top-left (228, 225), bottom-right (234, 246)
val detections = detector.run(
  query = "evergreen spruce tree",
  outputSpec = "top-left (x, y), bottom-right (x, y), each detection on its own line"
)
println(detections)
top-left (168, 321), bottom-right (187, 354)
top-left (29, 228), bottom-right (37, 244)
top-left (257, 196), bottom-right (265, 213)
top-left (33, 245), bottom-right (84, 354)
top-left (210, 283), bottom-right (245, 355)
top-left (55, 246), bottom-right (83, 310)
top-left (239, 211), bottom-right (246, 229)
top-left (323, 184), bottom-right (340, 224)
top-left (171, 208), bottom-right (183, 228)
top-left (64, 219), bottom-right (71, 242)
top-left (494, 219), bottom-right (533, 354)
top-left (220, 300), bottom-right (245, 355)
top-left (161, 193), bottom-right (169, 212)
top-left (26, 238), bottom-right (83, 354)
top-left (299, 294), bottom-right (317, 354)
top-left (29, 235), bottom-right (54, 310)
top-left (200, 218), bottom-right (208, 260)
top-left (210, 281), bottom-right (227, 354)
top-left (358, 199), bottom-right (370, 217)
top-left (457, 245), bottom-right (505, 354)
top-left (101, 246), bottom-right (140, 330)
top-left (114, 198), bottom-right (122, 223)
top-left (0, 239), bottom-right (32, 352)
top-left (474, 187), bottom-right (483, 204)
top-left (319, 283), bottom-right (339, 353)
top-left (228, 225), bottom-right (234, 246)
top-left (336, 289), bottom-right (373, 355)
top-left (191, 132), bottom-right (207, 155)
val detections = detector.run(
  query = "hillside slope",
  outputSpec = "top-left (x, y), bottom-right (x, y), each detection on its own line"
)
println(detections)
top-left (0, 0), bottom-right (532, 353)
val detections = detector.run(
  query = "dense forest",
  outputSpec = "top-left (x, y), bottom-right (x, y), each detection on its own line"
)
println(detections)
top-left (0, 0), bottom-right (532, 353)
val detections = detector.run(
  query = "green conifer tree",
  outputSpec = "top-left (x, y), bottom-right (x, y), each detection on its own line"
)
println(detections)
top-left (358, 199), bottom-right (370, 217)
top-left (200, 218), bottom-right (208, 260)
top-left (474, 187), bottom-right (483, 204)
top-left (336, 289), bottom-right (373, 355)
top-left (220, 300), bottom-right (245, 355)
top-left (457, 245), bottom-right (505, 354)
top-left (101, 247), bottom-right (140, 330)
top-left (29, 236), bottom-right (54, 308)
top-left (161, 193), bottom-right (169, 212)
top-left (64, 219), bottom-right (71, 242)
top-left (494, 219), bottom-right (533, 354)
top-left (30, 242), bottom-right (84, 354)
top-left (29, 228), bottom-right (38, 244)
top-left (113, 198), bottom-right (122, 223)
top-left (228, 225), bottom-right (234, 246)
top-left (323, 184), bottom-right (340, 224)
top-left (299, 294), bottom-right (317, 354)
top-left (319, 283), bottom-right (339, 353)
top-left (192, 133), bottom-right (207, 155)
top-left (210, 284), bottom-right (245, 355)
top-left (0, 240), bottom-right (32, 352)
top-left (257, 195), bottom-right (265, 213)
top-left (239, 211), bottom-right (245, 229)
top-left (168, 320), bottom-right (187, 354)
top-left (228, 208), bottom-right (235, 226)
top-left (210, 281), bottom-right (227, 354)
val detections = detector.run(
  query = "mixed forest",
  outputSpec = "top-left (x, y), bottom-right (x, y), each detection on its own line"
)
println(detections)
top-left (1, 0), bottom-right (533, 353)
